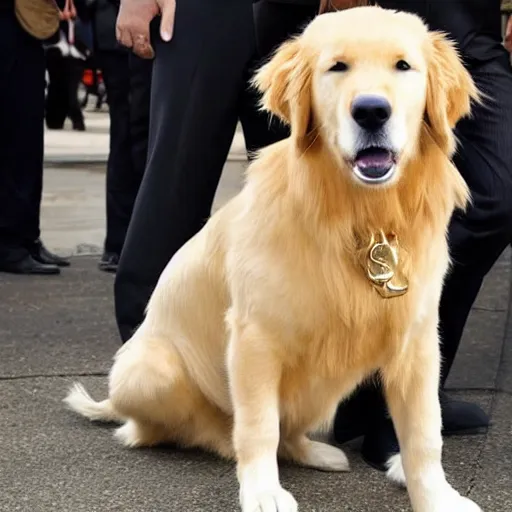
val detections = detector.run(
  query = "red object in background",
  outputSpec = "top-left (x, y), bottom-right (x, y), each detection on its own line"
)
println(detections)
top-left (82, 68), bottom-right (103, 88)
top-left (80, 67), bottom-right (107, 110)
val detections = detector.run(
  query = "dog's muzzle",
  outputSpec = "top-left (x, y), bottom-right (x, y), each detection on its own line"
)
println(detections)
top-left (350, 95), bottom-right (396, 184)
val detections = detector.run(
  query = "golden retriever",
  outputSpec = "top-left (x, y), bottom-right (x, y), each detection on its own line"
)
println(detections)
top-left (64, 7), bottom-right (483, 512)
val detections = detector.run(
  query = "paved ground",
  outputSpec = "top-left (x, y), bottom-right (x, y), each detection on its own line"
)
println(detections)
top-left (0, 110), bottom-right (511, 511)
top-left (43, 106), bottom-right (247, 165)
top-left (40, 160), bottom-right (244, 256)
top-left (41, 108), bottom-right (247, 256)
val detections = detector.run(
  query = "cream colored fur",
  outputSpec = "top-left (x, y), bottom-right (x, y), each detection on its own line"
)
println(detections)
top-left (64, 7), bottom-right (483, 512)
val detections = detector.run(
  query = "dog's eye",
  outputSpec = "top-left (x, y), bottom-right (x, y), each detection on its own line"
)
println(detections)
top-left (396, 60), bottom-right (411, 71)
top-left (329, 61), bottom-right (349, 72)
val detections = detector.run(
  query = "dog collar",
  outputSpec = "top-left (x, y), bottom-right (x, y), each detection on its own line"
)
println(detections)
top-left (364, 230), bottom-right (408, 298)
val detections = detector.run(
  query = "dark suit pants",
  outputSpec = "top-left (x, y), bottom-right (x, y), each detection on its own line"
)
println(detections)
top-left (0, 11), bottom-right (45, 263)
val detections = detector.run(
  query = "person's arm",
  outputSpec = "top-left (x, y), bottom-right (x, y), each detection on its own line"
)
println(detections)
top-left (319, 0), bottom-right (368, 14)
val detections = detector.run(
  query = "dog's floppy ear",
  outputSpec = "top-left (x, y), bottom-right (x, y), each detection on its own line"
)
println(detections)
top-left (253, 37), bottom-right (313, 150)
top-left (424, 32), bottom-right (479, 155)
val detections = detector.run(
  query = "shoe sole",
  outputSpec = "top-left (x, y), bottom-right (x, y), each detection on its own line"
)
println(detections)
top-left (32, 257), bottom-right (70, 268)
top-left (361, 452), bottom-right (389, 472)
top-left (332, 424), bottom-right (489, 447)
top-left (98, 264), bottom-right (117, 273)
top-left (0, 268), bottom-right (61, 275)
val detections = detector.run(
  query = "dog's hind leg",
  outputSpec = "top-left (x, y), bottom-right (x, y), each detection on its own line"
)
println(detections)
top-left (114, 419), bottom-right (171, 448)
top-left (109, 336), bottom-right (234, 459)
top-left (280, 435), bottom-right (350, 472)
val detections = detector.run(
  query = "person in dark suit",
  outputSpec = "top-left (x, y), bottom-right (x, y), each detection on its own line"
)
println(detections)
top-left (44, 11), bottom-right (90, 132)
top-left (0, 0), bottom-right (70, 275)
top-left (113, 0), bottom-right (285, 333)
top-left (91, 0), bottom-right (153, 272)
top-left (44, 0), bottom-right (92, 132)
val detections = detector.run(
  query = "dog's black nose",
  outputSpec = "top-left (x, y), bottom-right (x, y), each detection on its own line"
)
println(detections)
top-left (351, 95), bottom-right (391, 131)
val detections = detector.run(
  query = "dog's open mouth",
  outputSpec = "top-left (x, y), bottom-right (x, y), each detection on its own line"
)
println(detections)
top-left (352, 147), bottom-right (396, 184)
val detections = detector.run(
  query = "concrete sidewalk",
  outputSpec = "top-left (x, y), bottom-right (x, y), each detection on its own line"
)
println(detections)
top-left (44, 107), bottom-right (248, 164)
top-left (40, 160), bottom-right (246, 256)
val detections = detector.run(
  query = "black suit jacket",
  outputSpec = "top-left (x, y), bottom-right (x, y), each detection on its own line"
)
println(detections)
top-left (379, 0), bottom-right (504, 64)
top-left (268, 0), bottom-right (505, 63)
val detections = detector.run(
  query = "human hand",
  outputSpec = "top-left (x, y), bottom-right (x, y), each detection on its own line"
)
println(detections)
top-left (116, 0), bottom-right (176, 59)
top-left (318, 0), bottom-right (368, 14)
top-left (505, 16), bottom-right (512, 53)
top-left (59, 0), bottom-right (77, 20)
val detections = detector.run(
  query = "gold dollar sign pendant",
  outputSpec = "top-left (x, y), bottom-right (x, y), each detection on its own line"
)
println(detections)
top-left (365, 231), bottom-right (408, 298)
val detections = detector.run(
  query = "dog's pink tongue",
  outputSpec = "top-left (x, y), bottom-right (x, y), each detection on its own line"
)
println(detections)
top-left (355, 149), bottom-right (393, 170)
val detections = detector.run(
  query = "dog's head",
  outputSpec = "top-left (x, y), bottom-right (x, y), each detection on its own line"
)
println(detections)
top-left (254, 6), bottom-right (478, 188)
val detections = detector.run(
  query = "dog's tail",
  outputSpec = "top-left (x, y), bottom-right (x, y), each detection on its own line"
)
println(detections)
top-left (63, 383), bottom-right (123, 423)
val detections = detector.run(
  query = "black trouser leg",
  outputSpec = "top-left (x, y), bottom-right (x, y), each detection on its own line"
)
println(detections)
top-left (67, 58), bottom-right (85, 128)
top-left (99, 50), bottom-right (133, 256)
top-left (439, 56), bottom-right (512, 384)
top-left (114, 0), bottom-right (257, 342)
top-left (0, 12), bottom-right (45, 263)
top-left (253, 0), bottom-right (316, 57)
top-left (239, 0), bottom-right (318, 154)
top-left (128, 53), bottom-right (152, 185)
top-left (238, 56), bottom-right (289, 158)
top-left (45, 49), bottom-right (68, 129)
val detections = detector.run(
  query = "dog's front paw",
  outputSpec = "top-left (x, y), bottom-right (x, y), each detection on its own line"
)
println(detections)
top-left (241, 486), bottom-right (298, 512)
top-left (455, 496), bottom-right (483, 512)
top-left (385, 453), bottom-right (406, 487)
top-left (429, 489), bottom-right (482, 512)
top-left (438, 495), bottom-right (482, 512)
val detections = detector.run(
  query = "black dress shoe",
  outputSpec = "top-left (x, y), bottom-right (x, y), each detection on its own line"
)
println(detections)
top-left (0, 254), bottom-right (60, 275)
top-left (72, 119), bottom-right (86, 131)
top-left (98, 252), bottom-right (119, 273)
top-left (361, 418), bottom-right (399, 472)
top-left (46, 122), bottom-right (64, 130)
top-left (333, 390), bottom-right (490, 473)
top-left (355, 396), bottom-right (489, 473)
top-left (28, 239), bottom-right (70, 267)
top-left (333, 389), bottom-right (489, 447)
top-left (439, 390), bottom-right (489, 436)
